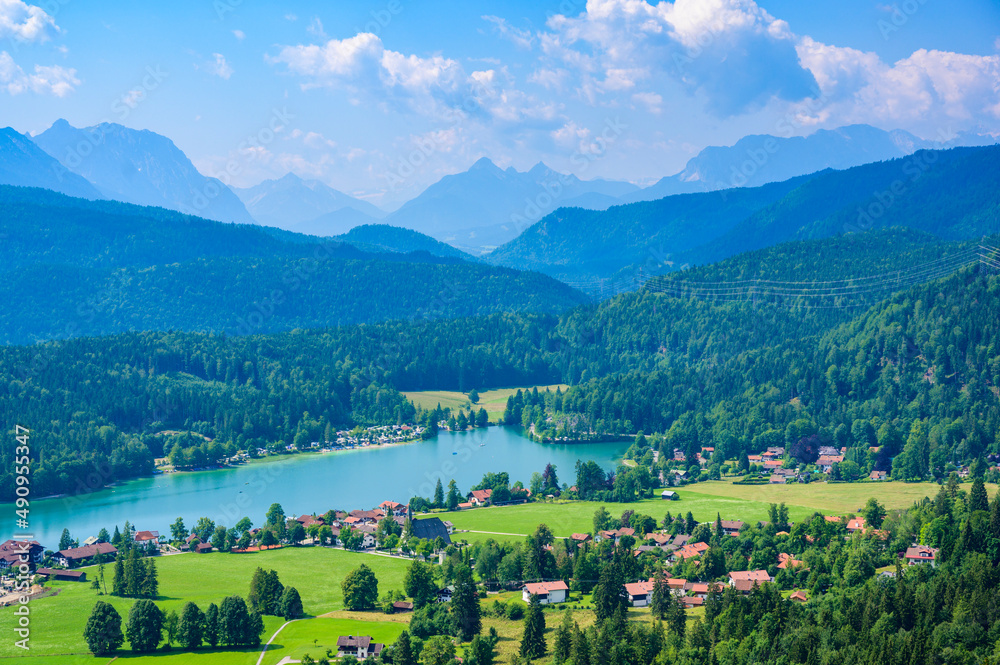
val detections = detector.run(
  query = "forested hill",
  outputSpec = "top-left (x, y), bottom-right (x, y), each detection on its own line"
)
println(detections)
top-left (3, 238), bottom-right (999, 497)
top-left (682, 144), bottom-right (1000, 266)
top-left (489, 144), bottom-right (1000, 286)
top-left (487, 174), bottom-right (814, 282)
top-left (0, 186), bottom-right (588, 344)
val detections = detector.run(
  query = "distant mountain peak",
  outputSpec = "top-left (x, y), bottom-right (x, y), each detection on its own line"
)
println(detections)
top-left (469, 156), bottom-right (501, 172)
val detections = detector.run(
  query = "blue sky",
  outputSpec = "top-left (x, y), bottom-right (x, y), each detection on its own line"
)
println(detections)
top-left (2, 0), bottom-right (999, 208)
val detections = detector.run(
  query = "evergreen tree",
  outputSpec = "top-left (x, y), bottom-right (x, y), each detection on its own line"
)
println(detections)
top-left (279, 587), bottom-right (303, 620)
top-left (111, 526), bottom-right (122, 548)
top-left (553, 612), bottom-right (574, 664)
top-left (111, 552), bottom-right (125, 596)
top-left (592, 558), bottom-right (628, 621)
top-left (177, 602), bottom-right (205, 649)
top-left (219, 595), bottom-right (258, 647)
top-left (59, 528), bottom-right (73, 551)
top-left (649, 566), bottom-right (667, 620)
top-left (142, 558), bottom-right (159, 599)
top-left (433, 478), bottom-right (445, 508)
top-left (971, 478), bottom-right (989, 513)
top-left (520, 594), bottom-right (547, 659)
top-left (393, 630), bottom-right (414, 665)
top-left (203, 603), bottom-right (220, 648)
top-left (83, 601), bottom-right (124, 655)
top-left (451, 564), bottom-right (481, 641)
top-left (125, 548), bottom-right (143, 597)
top-left (446, 479), bottom-right (461, 511)
top-left (163, 609), bottom-right (179, 646)
top-left (125, 599), bottom-right (163, 652)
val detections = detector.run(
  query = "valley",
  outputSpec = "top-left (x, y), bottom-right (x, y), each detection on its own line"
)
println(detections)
top-left (2, 5), bottom-right (1000, 663)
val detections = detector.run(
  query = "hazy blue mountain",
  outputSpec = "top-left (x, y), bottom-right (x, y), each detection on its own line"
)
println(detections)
top-left (683, 144), bottom-right (1000, 266)
top-left (32, 119), bottom-right (255, 224)
top-left (0, 185), bottom-right (587, 344)
top-left (490, 143), bottom-right (1000, 290)
top-left (233, 172), bottom-right (385, 233)
top-left (0, 127), bottom-right (103, 200)
top-left (385, 158), bottom-right (640, 253)
top-left (622, 124), bottom-right (997, 203)
top-left (336, 224), bottom-right (474, 260)
top-left (488, 174), bottom-right (815, 284)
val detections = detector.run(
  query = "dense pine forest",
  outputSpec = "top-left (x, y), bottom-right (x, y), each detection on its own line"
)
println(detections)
top-left (3, 231), bottom-right (1000, 498)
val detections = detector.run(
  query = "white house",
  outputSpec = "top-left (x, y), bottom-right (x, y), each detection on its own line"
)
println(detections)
top-left (522, 580), bottom-right (569, 604)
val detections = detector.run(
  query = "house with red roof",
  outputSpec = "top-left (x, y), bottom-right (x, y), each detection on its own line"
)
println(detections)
top-left (522, 580), bottom-right (569, 604)
top-left (469, 489), bottom-right (493, 506)
top-left (905, 545), bottom-right (937, 566)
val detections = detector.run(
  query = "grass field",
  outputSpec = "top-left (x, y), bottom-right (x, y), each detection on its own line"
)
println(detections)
top-left (403, 385), bottom-right (569, 421)
top-left (445, 479), bottom-right (963, 540)
top-left (0, 547), bottom-right (412, 663)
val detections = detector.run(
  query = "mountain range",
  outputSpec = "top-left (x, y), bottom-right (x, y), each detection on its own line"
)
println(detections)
top-left (232, 172), bottom-right (385, 235)
top-left (1, 120), bottom-right (997, 262)
top-left (0, 185), bottom-right (585, 344)
top-left (32, 119), bottom-right (255, 224)
top-left (0, 127), bottom-right (104, 200)
top-left (489, 143), bottom-right (1000, 289)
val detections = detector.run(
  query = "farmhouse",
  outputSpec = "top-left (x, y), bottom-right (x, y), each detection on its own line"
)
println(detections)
top-left (134, 530), bottom-right (160, 551)
top-left (35, 568), bottom-right (86, 582)
top-left (337, 635), bottom-right (384, 660)
top-left (720, 520), bottom-right (744, 537)
top-left (522, 580), bottom-right (569, 604)
top-left (469, 489), bottom-right (493, 506)
top-left (661, 490), bottom-right (678, 500)
top-left (625, 579), bottom-right (657, 607)
top-left (905, 545), bottom-right (937, 566)
top-left (0, 540), bottom-right (44, 570)
top-left (56, 542), bottom-right (117, 567)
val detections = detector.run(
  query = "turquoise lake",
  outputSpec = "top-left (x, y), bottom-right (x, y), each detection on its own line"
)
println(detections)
top-left (18, 426), bottom-right (628, 546)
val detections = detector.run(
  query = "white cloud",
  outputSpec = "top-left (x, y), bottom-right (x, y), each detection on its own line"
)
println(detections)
top-left (270, 33), bottom-right (518, 121)
top-left (209, 53), bottom-right (233, 79)
top-left (0, 50), bottom-right (78, 96)
top-left (307, 17), bottom-right (326, 39)
top-left (541, 0), bottom-right (817, 116)
top-left (632, 91), bottom-right (662, 114)
top-left (0, 0), bottom-right (58, 43)
top-left (482, 15), bottom-right (535, 49)
top-left (233, 29), bottom-right (245, 41)
top-left (796, 39), bottom-right (1000, 133)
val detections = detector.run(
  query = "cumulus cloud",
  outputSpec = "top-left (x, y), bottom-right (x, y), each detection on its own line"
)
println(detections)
top-left (0, 0), bottom-right (58, 43)
top-left (542, 0), bottom-right (817, 116)
top-left (209, 53), bottom-right (233, 79)
top-left (538, 0), bottom-right (1000, 135)
top-left (795, 39), bottom-right (1000, 134)
top-left (269, 33), bottom-right (551, 124)
top-left (233, 29), bottom-right (245, 41)
top-left (0, 50), bottom-right (78, 96)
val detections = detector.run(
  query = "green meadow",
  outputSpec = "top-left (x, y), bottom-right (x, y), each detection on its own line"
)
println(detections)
top-left (446, 479), bottom-right (958, 540)
top-left (403, 385), bottom-right (569, 421)
top-left (0, 547), bottom-right (412, 664)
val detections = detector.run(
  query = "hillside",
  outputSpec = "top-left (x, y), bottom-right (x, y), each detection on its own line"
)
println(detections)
top-left (683, 144), bottom-right (1000, 266)
top-left (0, 186), bottom-right (588, 344)
top-left (0, 127), bottom-right (103, 199)
top-left (336, 224), bottom-right (474, 260)
top-left (32, 119), bottom-right (255, 224)
top-left (4, 230), bottom-right (998, 497)
top-left (488, 174), bottom-right (816, 282)
top-left (491, 144), bottom-right (1000, 287)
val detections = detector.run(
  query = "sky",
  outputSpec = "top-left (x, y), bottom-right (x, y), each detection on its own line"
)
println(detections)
top-left (1, 0), bottom-right (999, 208)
